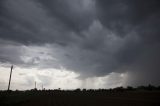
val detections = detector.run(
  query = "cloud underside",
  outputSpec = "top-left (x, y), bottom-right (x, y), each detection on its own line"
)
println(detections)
top-left (0, 0), bottom-right (160, 88)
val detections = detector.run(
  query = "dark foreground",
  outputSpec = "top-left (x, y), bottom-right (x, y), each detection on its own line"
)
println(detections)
top-left (0, 90), bottom-right (160, 106)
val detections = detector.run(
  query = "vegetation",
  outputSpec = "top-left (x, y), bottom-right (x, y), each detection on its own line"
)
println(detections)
top-left (0, 85), bottom-right (160, 106)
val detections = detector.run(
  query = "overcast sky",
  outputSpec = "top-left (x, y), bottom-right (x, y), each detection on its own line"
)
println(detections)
top-left (0, 0), bottom-right (160, 90)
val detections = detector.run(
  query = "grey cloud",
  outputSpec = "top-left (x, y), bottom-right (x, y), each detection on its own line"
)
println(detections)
top-left (37, 0), bottom-right (96, 31)
top-left (96, 0), bottom-right (160, 37)
top-left (0, 43), bottom-right (24, 65)
top-left (0, 0), bottom-right (79, 45)
top-left (0, 0), bottom-right (160, 87)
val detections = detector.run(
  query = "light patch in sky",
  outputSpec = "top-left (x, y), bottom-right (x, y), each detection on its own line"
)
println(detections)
top-left (0, 65), bottom-right (128, 90)
top-left (0, 66), bottom-right (81, 90)
top-left (81, 72), bottom-right (128, 89)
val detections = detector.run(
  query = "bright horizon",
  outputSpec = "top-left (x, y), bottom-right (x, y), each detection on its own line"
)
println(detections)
top-left (0, 65), bottom-right (128, 90)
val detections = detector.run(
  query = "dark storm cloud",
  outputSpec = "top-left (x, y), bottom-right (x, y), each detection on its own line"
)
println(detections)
top-left (0, 0), bottom-right (160, 86)
top-left (37, 0), bottom-right (96, 31)
top-left (95, 0), bottom-right (160, 85)
top-left (96, 0), bottom-right (160, 37)
top-left (0, 0), bottom-right (79, 45)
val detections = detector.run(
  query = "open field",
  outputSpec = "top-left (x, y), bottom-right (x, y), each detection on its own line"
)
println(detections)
top-left (0, 90), bottom-right (160, 106)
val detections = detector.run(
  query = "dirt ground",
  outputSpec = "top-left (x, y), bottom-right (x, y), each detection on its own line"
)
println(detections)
top-left (1, 90), bottom-right (160, 106)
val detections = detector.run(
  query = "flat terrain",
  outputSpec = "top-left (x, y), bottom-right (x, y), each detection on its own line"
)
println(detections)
top-left (0, 90), bottom-right (160, 106)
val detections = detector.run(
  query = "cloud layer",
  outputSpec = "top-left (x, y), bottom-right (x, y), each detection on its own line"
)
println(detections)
top-left (0, 0), bottom-right (160, 89)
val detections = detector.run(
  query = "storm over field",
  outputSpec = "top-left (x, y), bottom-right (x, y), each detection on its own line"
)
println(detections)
top-left (0, 0), bottom-right (160, 90)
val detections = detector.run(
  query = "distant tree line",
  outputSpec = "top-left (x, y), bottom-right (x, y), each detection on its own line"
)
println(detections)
top-left (73, 85), bottom-right (160, 92)
top-left (1, 84), bottom-right (160, 93)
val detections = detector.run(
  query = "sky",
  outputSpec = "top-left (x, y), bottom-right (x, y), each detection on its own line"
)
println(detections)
top-left (0, 0), bottom-right (160, 90)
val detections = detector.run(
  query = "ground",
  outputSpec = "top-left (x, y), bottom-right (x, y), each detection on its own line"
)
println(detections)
top-left (0, 90), bottom-right (160, 106)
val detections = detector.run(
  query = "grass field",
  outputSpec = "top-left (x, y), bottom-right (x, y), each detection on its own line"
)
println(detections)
top-left (1, 89), bottom-right (160, 106)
